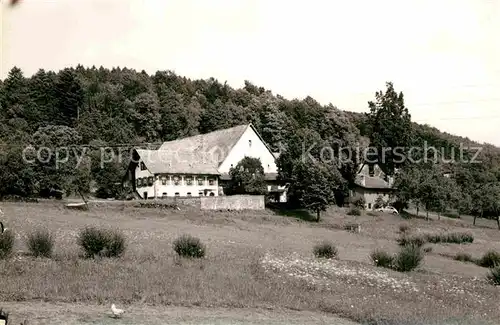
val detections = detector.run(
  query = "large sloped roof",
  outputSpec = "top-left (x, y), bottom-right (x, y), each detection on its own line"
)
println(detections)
top-left (136, 124), bottom-right (250, 175)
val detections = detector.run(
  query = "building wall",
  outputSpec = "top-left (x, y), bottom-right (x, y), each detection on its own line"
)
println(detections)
top-left (354, 187), bottom-right (391, 210)
top-left (200, 195), bottom-right (265, 210)
top-left (152, 174), bottom-right (219, 198)
top-left (218, 126), bottom-right (278, 174)
top-left (134, 168), bottom-right (219, 198)
top-left (135, 162), bottom-right (155, 199)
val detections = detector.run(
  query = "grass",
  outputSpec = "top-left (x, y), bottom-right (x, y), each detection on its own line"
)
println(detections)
top-left (0, 202), bottom-right (499, 324)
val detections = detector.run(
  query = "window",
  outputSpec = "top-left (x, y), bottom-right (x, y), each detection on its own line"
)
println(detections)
top-left (209, 179), bottom-right (215, 186)
top-left (173, 176), bottom-right (180, 186)
top-left (161, 177), bottom-right (167, 185)
top-left (369, 165), bottom-right (374, 177)
top-left (198, 191), bottom-right (204, 196)
top-left (197, 178), bottom-right (204, 186)
top-left (248, 140), bottom-right (252, 147)
top-left (162, 192), bottom-right (167, 198)
top-left (368, 203), bottom-right (372, 209)
top-left (140, 162), bottom-right (147, 170)
top-left (187, 192), bottom-right (192, 196)
top-left (186, 177), bottom-right (193, 185)
top-left (209, 192), bottom-right (215, 196)
top-left (147, 177), bottom-right (154, 186)
top-left (175, 192), bottom-right (180, 197)
top-left (136, 179), bottom-right (141, 187)
top-left (142, 177), bottom-right (148, 187)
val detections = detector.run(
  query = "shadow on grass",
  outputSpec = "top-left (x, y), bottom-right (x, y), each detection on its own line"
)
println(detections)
top-left (266, 203), bottom-right (317, 222)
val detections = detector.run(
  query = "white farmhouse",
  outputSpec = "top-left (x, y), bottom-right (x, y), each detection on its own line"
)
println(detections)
top-left (124, 124), bottom-right (288, 201)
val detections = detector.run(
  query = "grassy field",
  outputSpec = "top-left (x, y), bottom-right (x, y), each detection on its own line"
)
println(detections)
top-left (0, 201), bottom-right (499, 324)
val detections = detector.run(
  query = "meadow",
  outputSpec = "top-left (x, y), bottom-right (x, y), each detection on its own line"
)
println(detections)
top-left (0, 200), bottom-right (499, 325)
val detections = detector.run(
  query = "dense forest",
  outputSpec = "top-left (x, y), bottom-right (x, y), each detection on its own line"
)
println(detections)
top-left (1, 65), bottom-right (500, 223)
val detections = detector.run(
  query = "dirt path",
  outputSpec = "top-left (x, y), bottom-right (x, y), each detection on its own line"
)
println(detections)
top-left (0, 302), bottom-right (360, 325)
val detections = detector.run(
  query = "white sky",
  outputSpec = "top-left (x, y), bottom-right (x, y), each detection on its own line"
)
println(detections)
top-left (1, 0), bottom-right (499, 145)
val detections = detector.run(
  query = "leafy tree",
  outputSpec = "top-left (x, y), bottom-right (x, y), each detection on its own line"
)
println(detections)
top-left (287, 160), bottom-right (342, 221)
top-left (30, 125), bottom-right (83, 196)
top-left (54, 68), bottom-right (84, 126)
top-left (366, 82), bottom-right (412, 175)
top-left (227, 157), bottom-right (267, 195)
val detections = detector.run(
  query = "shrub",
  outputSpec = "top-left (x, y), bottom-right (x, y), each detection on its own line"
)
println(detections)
top-left (477, 250), bottom-right (500, 268)
top-left (486, 266), bottom-right (500, 285)
top-left (347, 207), bottom-right (361, 216)
top-left (313, 241), bottom-right (338, 259)
top-left (105, 230), bottom-right (126, 258)
top-left (371, 249), bottom-right (393, 268)
top-left (373, 196), bottom-right (385, 209)
top-left (344, 222), bottom-right (360, 233)
top-left (398, 224), bottom-right (410, 234)
top-left (425, 232), bottom-right (474, 244)
top-left (77, 227), bottom-right (126, 258)
top-left (442, 211), bottom-right (460, 219)
top-left (350, 195), bottom-right (366, 209)
top-left (0, 230), bottom-right (14, 259)
top-left (393, 244), bottom-right (423, 272)
top-left (397, 235), bottom-right (426, 247)
top-left (454, 252), bottom-right (475, 263)
top-left (26, 229), bottom-right (54, 258)
top-left (173, 234), bottom-right (206, 258)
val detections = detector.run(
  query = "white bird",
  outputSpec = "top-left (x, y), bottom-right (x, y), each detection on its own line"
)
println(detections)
top-left (111, 304), bottom-right (125, 318)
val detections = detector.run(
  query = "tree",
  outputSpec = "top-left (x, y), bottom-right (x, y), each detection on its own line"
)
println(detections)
top-left (54, 68), bottom-right (84, 126)
top-left (227, 157), bottom-right (267, 195)
top-left (367, 82), bottom-right (412, 176)
top-left (30, 125), bottom-right (83, 196)
top-left (287, 160), bottom-right (342, 221)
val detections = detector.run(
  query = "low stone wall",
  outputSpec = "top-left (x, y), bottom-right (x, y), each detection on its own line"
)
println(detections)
top-left (200, 195), bottom-right (265, 210)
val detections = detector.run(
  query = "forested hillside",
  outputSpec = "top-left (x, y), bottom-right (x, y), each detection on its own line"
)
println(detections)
top-left (1, 65), bottom-right (499, 220)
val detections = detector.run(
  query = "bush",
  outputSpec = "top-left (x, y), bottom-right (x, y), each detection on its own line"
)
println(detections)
top-left (0, 230), bottom-right (14, 259)
top-left (398, 224), bottom-right (410, 234)
top-left (173, 234), bottom-right (206, 258)
top-left (371, 249), bottom-right (393, 268)
top-left (397, 235), bottom-right (426, 247)
top-left (313, 241), bottom-right (338, 259)
top-left (442, 211), bottom-right (460, 219)
top-left (373, 196), bottom-right (385, 209)
top-left (477, 250), bottom-right (500, 268)
top-left (486, 266), bottom-right (500, 285)
top-left (344, 222), bottom-right (360, 233)
top-left (350, 195), bottom-right (366, 209)
top-left (393, 244), bottom-right (423, 272)
top-left (425, 232), bottom-right (474, 244)
top-left (77, 227), bottom-right (126, 258)
top-left (454, 252), bottom-right (475, 263)
top-left (347, 207), bottom-right (361, 216)
top-left (26, 229), bottom-right (54, 258)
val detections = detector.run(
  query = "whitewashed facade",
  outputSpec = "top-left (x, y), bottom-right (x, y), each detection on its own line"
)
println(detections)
top-left (126, 124), bottom-right (288, 201)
